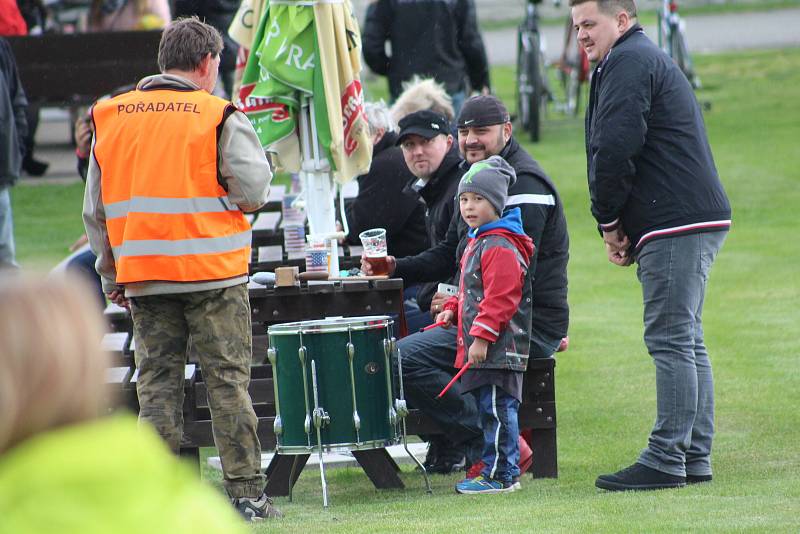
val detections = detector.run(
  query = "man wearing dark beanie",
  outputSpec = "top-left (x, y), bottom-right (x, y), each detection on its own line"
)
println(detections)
top-left (363, 94), bottom-right (570, 473)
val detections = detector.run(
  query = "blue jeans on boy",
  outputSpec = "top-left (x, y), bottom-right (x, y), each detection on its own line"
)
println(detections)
top-left (397, 326), bottom-right (482, 445)
top-left (635, 231), bottom-right (726, 478)
top-left (478, 384), bottom-right (521, 483)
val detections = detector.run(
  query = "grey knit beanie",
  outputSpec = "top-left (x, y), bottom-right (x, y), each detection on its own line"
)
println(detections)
top-left (457, 155), bottom-right (517, 215)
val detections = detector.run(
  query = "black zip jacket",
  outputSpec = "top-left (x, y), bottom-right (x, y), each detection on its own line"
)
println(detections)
top-left (345, 131), bottom-right (429, 258)
top-left (362, 0), bottom-right (490, 99)
top-left (403, 143), bottom-right (464, 312)
top-left (586, 25), bottom-right (731, 251)
top-left (395, 137), bottom-right (569, 341)
top-left (0, 38), bottom-right (28, 187)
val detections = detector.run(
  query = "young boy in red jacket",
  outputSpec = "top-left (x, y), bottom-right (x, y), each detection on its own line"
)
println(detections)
top-left (436, 155), bottom-right (534, 494)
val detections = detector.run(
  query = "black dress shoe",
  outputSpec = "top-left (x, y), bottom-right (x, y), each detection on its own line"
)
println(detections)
top-left (686, 473), bottom-right (712, 484)
top-left (595, 463), bottom-right (686, 491)
top-left (428, 455), bottom-right (465, 474)
top-left (22, 157), bottom-right (49, 177)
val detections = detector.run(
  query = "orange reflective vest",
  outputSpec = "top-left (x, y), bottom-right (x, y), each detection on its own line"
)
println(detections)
top-left (92, 88), bottom-right (251, 284)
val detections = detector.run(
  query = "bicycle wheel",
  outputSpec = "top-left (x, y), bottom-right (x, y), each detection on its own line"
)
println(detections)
top-left (516, 26), bottom-right (542, 142)
top-left (561, 42), bottom-right (583, 116)
top-left (670, 27), bottom-right (700, 89)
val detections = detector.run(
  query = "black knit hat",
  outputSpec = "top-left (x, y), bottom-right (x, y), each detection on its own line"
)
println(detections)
top-left (456, 95), bottom-right (510, 128)
top-left (457, 155), bottom-right (517, 215)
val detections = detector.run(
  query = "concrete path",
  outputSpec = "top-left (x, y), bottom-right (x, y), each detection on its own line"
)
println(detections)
top-left (485, 8), bottom-right (800, 65)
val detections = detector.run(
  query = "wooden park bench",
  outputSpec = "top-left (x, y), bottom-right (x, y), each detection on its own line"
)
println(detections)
top-left (105, 280), bottom-right (558, 494)
top-left (8, 30), bottom-right (162, 106)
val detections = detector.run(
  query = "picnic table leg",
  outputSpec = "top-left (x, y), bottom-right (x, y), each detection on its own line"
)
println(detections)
top-left (179, 447), bottom-right (200, 474)
top-left (264, 453), bottom-right (310, 496)
top-left (529, 427), bottom-right (558, 478)
top-left (352, 448), bottom-right (405, 489)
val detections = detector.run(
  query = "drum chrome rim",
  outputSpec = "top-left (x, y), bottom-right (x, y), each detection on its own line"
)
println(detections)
top-left (276, 437), bottom-right (400, 455)
top-left (268, 316), bottom-right (393, 335)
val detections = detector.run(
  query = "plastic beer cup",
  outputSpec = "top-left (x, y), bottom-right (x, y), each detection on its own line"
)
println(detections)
top-left (359, 228), bottom-right (389, 276)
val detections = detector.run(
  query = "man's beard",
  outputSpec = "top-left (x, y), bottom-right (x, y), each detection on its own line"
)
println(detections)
top-left (464, 130), bottom-right (506, 161)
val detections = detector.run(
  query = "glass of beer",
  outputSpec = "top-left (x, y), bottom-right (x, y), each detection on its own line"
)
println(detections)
top-left (359, 228), bottom-right (388, 276)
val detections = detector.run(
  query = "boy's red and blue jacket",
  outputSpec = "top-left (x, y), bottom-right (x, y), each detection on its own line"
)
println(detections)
top-left (444, 208), bottom-right (534, 371)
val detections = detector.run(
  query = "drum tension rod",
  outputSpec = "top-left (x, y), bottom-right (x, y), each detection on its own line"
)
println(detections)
top-left (347, 326), bottom-right (361, 444)
top-left (395, 338), bottom-right (432, 494)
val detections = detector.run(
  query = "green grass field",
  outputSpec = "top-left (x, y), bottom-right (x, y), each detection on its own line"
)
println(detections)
top-left (13, 47), bottom-right (800, 532)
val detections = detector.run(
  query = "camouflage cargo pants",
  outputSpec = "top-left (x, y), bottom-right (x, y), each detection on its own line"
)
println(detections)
top-left (130, 283), bottom-right (265, 498)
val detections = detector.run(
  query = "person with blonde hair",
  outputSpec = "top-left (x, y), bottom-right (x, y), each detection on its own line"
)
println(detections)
top-left (390, 76), bottom-right (455, 125)
top-left (0, 274), bottom-right (249, 533)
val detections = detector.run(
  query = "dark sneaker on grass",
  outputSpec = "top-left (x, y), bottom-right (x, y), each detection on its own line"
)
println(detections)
top-left (686, 473), bottom-right (712, 484)
top-left (456, 475), bottom-right (516, 494)
top-left (595, 463), bottom-right (686, 491)
top-left (232, 492), bottom-right (283, 521)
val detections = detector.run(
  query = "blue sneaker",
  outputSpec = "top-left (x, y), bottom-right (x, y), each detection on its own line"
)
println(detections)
top-left (455, 475), bottom-right (516, 494)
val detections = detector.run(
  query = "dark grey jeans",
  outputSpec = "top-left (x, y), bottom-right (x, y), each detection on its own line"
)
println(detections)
top-left (635, 231), bottom-right (727, 477)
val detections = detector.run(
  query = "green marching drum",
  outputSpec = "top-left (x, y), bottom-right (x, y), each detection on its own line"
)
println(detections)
top-left (267, 316), bottom-right (400, 453)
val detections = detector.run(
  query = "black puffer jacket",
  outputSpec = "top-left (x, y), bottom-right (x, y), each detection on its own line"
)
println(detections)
top-left (395, 137), bottom-right (570, 341)
top-left (362, 0), bottom-right (490, 99)
top-left (0, 38), bottom-right (27, 187)
top-left (345, 131), bottom-right (429, 258)
top-left (585, 25), bottom-right (731, 251)
top-left (404, 143), bottom-right (463, 312)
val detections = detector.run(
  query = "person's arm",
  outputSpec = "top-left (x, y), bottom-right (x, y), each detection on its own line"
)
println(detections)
top-left (75, 116), bottom-right (92, 181)
top-left (456, 0), bottom-right (490, 92)
top-left (361, 0), bottom-right (391, 76)
top-left (394, 204), bottom-right (461, 285)
top-left (82, 127), bottom-right (122, 295)
top-left (1, 39), bottom-right (29, 158)
top-left (588, 52), bottom-right (651, 226)
top-left (218, 109), bottom-right (272, 213)
top-left (469, 244), bottom-right (524, 343)
top-left (435, 295), bottom-right (459, 328)
top-left (345, 157), bottom-right (419, 244)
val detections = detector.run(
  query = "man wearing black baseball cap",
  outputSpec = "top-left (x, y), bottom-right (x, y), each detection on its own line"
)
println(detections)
top-left (395, 112), bottom-right (463, 318)
top-left (395, 108), bottom-right (467, 473)
top-left (364, 94), bottom-right (570, 472)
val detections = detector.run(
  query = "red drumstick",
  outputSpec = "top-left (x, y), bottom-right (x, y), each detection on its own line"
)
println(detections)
top-left (436, 361), bottom-right (472, 399)
top-left (420, 320), bottom-right (447, 332)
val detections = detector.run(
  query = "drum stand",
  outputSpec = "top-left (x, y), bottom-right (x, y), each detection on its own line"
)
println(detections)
top-left (310, 360), bottom-right (331, 507)
top-left (394, 340), bottom-right (432, 495)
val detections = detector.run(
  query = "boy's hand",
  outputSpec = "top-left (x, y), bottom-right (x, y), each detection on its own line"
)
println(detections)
top-left (468, 337), bottom-right (489, 364)
top-left (435, 309), bottom-right (454, 328)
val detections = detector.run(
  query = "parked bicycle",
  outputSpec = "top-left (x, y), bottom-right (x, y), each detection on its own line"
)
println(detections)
top-left (516, 0), bottom-right (549, 142)
top-left (554, 11), bottom-right (589, 116)
top-left (657, 0), bottom-right (700, 89)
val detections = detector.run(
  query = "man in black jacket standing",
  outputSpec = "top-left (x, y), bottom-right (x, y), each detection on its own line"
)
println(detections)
top-left (362, 0), bottom-right (490, 114)
top-left (571, 0), bottom-right (730, 491)
top-left (363, 95), bottom-right (569, 472)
